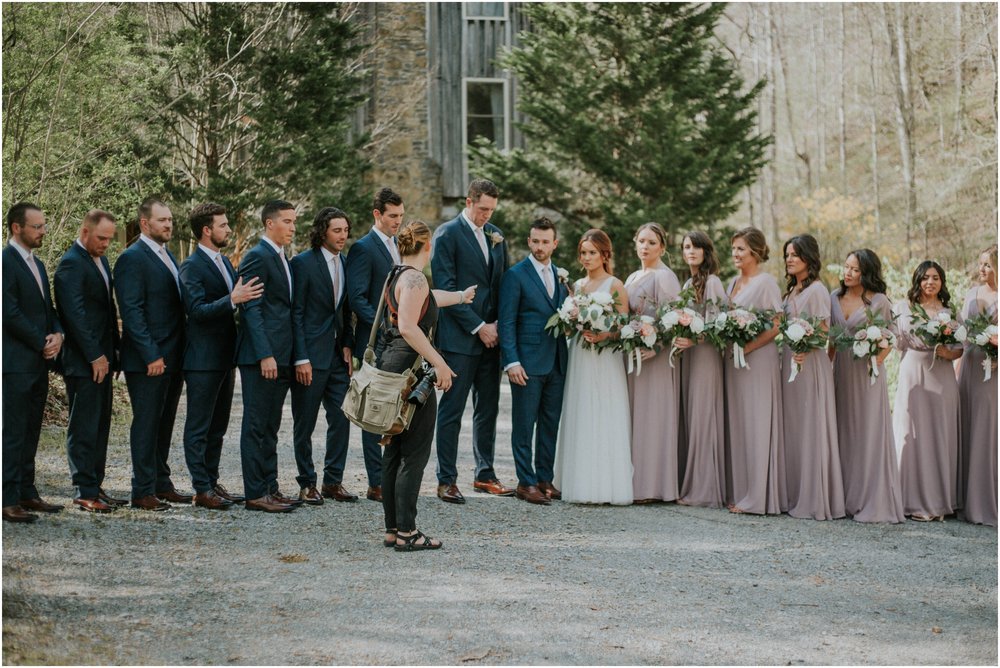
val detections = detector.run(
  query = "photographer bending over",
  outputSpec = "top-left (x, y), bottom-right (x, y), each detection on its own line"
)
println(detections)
top-left (378, 220), bottom-right (475, 551)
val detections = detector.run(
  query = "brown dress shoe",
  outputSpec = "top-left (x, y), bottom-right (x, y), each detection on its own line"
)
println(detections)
top-left (515, 484), bottom-right (551, 505)
top-left (131, 495), bottom-right (171, 511)
top-left (473, 479), bottom-right (516, 496)
top-left (73, 497), bottom-right (114, 513)
top-left (366, 486), bottom-right (383, 502)
top-left (537, 481), bottom-right (562, 500)
top-left (212, 484), bottom-right (244, 503)
top-left (156, 487), bottom-right (193, 504)
top-left (436, 483), bottom-right (466, 504)
top-left (299, 486), bottom-right (324, 506)
top-left (20, 497), bottom-right (63, 513)
top-left (193, 491), bottom-right (233, 510)
top-left (272, 491), bottom-right (304, 507)
top-left (3, 505), bottom-right (38, 523)
top-left (245, 495), bottom-right (296, 513)
top-left (321, 483), bottom-right (358, 502)
top-left (98, 489), bottom-right (128, 506)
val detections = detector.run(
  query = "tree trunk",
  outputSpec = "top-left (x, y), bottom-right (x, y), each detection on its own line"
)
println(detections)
top-left (838, 3), bottom-right (847, 194)
top-left (954, 4), bottom-right (964, 145)
top-left (884, 3), bottom-right (917, 261)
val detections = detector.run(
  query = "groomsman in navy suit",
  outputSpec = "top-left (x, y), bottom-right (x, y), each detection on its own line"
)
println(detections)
top-left (114, 197), bottom-right (191, 511)
top-left (235, 199), bottom-right (301, 513)
top-left (431, 178), bottom-right (514, 503)
top-left (344, 187), bottom-right (406, 502)
top-left (2, 202), bottom-right (64, 523)
top-left (178, 202), bottom-right (263, 510)
top-left (497, 218), bottom-right (569, 505)
top-left (54, 209), bottom-right (126, 513)
top-left (290, 208), bottom-right (356, 505)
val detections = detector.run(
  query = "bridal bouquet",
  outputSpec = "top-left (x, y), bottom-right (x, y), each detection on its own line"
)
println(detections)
top-left (545, 290), bottom-right (621, 351)
top-left (618, 314), bottom-right (659, 374)
top-left (964, 311), bottom-right (998, 381)
top-left (779, 314), bottom-right (829, 383)
top-left (829, 309), bottom-right (896, 385)
top-left (908, 303), bottom-right (967, 368)
top-left (714, 307), bottom-right (778, 369)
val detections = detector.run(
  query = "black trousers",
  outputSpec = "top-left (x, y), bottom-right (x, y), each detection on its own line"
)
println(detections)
top-left (65, 374), bottom-right (113, 499)
top-left (382, 392), bottom-right (436, 532)
top-left (238, 364), bottom-right (291, 500)
top-left (290, 359), bottom-right (350, 488)
top-left (124, 371), bottom-right (184, 498)
top-left (183, 369), bottom-right (235, 494)
top-left (2, 371), bottom-right (47, 507)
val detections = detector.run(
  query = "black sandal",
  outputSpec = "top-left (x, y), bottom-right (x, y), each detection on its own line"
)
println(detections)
top-left (394, 530), bottom-right (443, 552)
top-left (383, 529), bottom-right (398, 548)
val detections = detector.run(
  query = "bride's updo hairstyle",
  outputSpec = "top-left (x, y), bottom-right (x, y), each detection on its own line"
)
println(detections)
top-left (731, 226), bottom-right (770, 263)
top-left (396, 219), bottom-right (431, 257)
top-left (579, 228), bottom-right (614, 274)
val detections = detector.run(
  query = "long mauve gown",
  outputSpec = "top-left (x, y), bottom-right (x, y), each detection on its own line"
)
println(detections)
top-left (725, 272), bottom-right (787, 515)
top-left (677, 274), bottom-right (728, 508)
top-left (625, 266), bottom-right (681, 502)
top-left (781, 281), bottom-right (845, 520)
top-left (958, 285), bottom-right (997, 527)
top-left (830, 290), bottom-right (905, 523)
top-left (893, 301), bottom-right (962, 518)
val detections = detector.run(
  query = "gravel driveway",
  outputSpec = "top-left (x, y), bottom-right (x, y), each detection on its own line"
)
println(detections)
top-left (3, 379), bottom-right (996, 665)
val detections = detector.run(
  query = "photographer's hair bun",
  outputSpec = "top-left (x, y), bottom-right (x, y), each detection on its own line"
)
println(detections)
top-left (397, 219), bottom-right (431, 257)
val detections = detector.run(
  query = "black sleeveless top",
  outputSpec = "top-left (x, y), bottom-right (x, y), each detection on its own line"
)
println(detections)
top-left (375, 265), bottom-right (438, 374)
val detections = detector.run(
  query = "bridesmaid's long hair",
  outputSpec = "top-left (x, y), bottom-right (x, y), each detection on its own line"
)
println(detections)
top-left (731, 226), bottom-right (769, 263)
top-left (782, 234), bottom-right (822, 297)
top-left (683, 231), bottom-right (720, 304)
top-left (838, 248), bottom-right (888, 306)
top-left (579, 228), bottom-right (613, 274)
top-left (977, 244), bottom-right (998, 287)
top-left (907, 260), bottom-right (951, 308)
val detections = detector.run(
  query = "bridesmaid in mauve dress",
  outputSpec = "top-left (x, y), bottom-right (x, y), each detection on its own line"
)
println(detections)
top-left (958, 245), bottom-right (997, 527)
top-left (830, 249), bottom-right (904, 523)
top-left (625, 223), bottom-right (682, 503)
top-left (674, 231), bottom-right (727, 508)
top-left (893, 260), bottom-right (963, 522)
top-left (725, 227), bottom-right (786, 515)
top-left (779, 235), bottom-right (844, 521)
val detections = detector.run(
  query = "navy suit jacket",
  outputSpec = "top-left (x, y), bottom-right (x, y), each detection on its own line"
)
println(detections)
top-left (235, 239), bottom-right (294, 367)
top-left (179, 247), bottom-right (238, 372)
top-left (498, 257), bottom-right (569, 377)
top-left (344, 228), bottom-right (394, 358)
top-left (290, 248), bottom-right (354, 370)
top-left (430, 215), bottom-right (508, 356)
top-left (2, 243), bottom-right (62, 374)
top-left (54, 242), bottom-right (119, 377)
top-left (113, 239), bottom-right (185, 373)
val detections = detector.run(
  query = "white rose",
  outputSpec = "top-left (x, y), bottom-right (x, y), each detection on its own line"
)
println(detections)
top-left (988, 325), bottom-right (999, 337)
top-left (690, 316), bottom-right (705, 334)
top-left (954, 325), bottom-right (967, 342)
top-left (785, 323), bottom-right (807, 343)
top-left (620, 324), bottom-right (636, 339)
top-left (590, 291), bottom-right (613, 306)
top-left (661, 311), bottom-right (680, 327)
top-left (925, 320), bottom-right (940, 333)
top-left (976, 332), bottom-right (990, 346)
top-left (641, 330), bottom-right (657, 347)
top-left (936, 310), bottom-right (952, 322)
top-left (865, 325), bottom-right (882, 341)
top-left (852, 340), bottom-right (869, 358)
top-left (714, 312), bottom-right (728, 328)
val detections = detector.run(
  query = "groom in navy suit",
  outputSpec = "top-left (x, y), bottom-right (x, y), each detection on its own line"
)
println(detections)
top-left (498, 217), bottom-right (568, 505)
top-left (431, 178), bottom-right (513, 503)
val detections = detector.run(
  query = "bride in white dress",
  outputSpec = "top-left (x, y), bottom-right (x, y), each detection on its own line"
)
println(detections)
top-left (554, 229), bottom-right (634, 505)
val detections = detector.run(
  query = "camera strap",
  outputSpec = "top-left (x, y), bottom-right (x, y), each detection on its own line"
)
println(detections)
top-left (365, 266), bottom-right (430, 375)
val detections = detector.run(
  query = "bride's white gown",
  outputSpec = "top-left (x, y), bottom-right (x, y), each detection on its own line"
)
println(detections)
top-left (553, 277), bottom-right (634, 505)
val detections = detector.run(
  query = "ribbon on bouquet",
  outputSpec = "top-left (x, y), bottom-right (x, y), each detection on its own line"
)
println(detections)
top-left (929, 343), bottom-right (941, 370)
top-left (733, 343), bottom-right (749, 369)
top-left (983, 358), bottom-right (995, 382)
top-left (787, 360), bottom-right (801, 383)
top-left (668, 343), bottom-right (680, 369)
top-left (627, 348), bottom-right (643, 376)
top-left (868, 356), bottom-right (880, 386)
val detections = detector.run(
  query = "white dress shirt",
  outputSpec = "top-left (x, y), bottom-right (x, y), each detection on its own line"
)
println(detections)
top-left (261, 236), bottom-right (293, 299)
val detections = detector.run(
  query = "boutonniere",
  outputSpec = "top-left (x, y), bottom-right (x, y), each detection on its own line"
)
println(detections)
top-left (556, 267), bottom-right (569, 284)
top-left (489, 231), bottom-right (504, 248)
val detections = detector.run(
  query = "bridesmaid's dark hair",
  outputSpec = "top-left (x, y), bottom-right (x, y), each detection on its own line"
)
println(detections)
top-left (782, 234), bottom-right (822, 297)
top-left (907, 260), bottom-right (951, 308)
top-left (839, 248), bottom-right (888, 306)
top-left (579, 228), bottom-right (613, 274)
top-left (683, 231), bottom-right (720, 304)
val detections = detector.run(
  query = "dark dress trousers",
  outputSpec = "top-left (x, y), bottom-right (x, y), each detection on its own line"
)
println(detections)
top-left (235, 239), bottom-right (294, 500)
top-left (344, 228), bottom-right (397, 487)
top-left (113, 239), bottom-right (185, 499)
top-left (54, 242), bottom-right (119, 500)
top-left (2, 243), bottom-right (62, 507)
top-left (290, 248), bottom-right (354, 488)
top-left (497, 258), bottom-right (569, 487)
top-left (430, 215), bottom-right (508, 485)
top-left (178, 247), bottom-right (238, 494)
